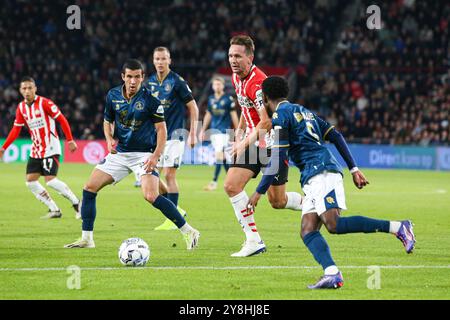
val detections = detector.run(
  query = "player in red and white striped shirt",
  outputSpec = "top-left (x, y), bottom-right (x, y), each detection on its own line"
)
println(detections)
top-left (224, 35), bottom-right (304, 257)
top-left (0, 77), bottom-right (81, 219)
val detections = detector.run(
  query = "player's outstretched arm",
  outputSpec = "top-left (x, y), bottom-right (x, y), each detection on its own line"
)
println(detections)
top-left (326, 127), bottom-right (369, 189)
top-left (55, 113), bottom-right (77, 152)
top-left (103, 120), bottom-right (117, 154)
top-left (0, 125), bottom-right (22, 160)
top-left (144, 122), bottom-right (167, 172)
top-left (247, 146), bottom-right (289, 209)
top-left (186, 100), bottom-right (199, 148)
top-left (199, 111), bottom-right (212, 141)
top-left (232, 118), bottom-right (271, 158)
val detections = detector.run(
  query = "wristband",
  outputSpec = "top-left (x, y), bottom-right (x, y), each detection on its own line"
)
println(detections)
top-left (350, 167), bottom-right (359, 174)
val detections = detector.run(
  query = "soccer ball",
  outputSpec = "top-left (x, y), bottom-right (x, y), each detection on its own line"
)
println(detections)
top-left (118, 237), bottom-right (150, 266)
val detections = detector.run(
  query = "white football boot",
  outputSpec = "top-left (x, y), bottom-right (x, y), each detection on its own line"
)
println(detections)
top-left (64, 238), bottom-right (95, 248)
top-left (183, 229), bottom-right (200, 250)
top-left (231, 240), bottom-right (266, 257)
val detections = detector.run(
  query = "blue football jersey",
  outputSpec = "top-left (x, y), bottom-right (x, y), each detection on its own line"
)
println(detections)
top-left (272, 101), bottom-right (342, 186)
top-left (146, 70), bottom-right (193, 140)
top-left (104, 85), bottom-right (164, 153)
top-left (207, 94), bottom-right (235, 134)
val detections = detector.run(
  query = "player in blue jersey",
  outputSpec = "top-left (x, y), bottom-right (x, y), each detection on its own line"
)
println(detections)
top-left (200, 76), bottom-right (239, 191)
top-left (247, 76), bottom-right (416, 289)
top-left (146, 47), bottom-right (199, 231)
top-left (64, 59), bottom-right (200, 249)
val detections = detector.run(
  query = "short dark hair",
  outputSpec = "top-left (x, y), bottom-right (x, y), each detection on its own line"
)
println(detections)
top-left (20, 76), bottom-right (35, 85)
top-left (121, 59), bottom-right (145, 74)
top-left (262, 76), bottom-right (289, 100)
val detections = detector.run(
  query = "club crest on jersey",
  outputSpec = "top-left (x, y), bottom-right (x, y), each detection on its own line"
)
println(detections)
top-left (164, 83), bottom-right (172, 92)
top-left (326, 196), bottom-right (335, 204)
top-left (115, 104), bottom-right (120, 110)
top-left (135, 101), bottom-right (144, 111)
top-left (157, 105), bottom-right (164, 114)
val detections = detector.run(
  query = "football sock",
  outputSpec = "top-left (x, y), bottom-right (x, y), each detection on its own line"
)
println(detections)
top-left (179, 222), bottom-right (194, 234)
top-left (229, 191), bottom-right (262, 242)
top-left (152, 195), bottom-right (186, 228)
top-left (213, 164), bottom-right (221, 182)
top-left (303, 231), bottom-right (336, 271)
top-left (26, 181), bottom-right (59, 211)
top-left (223, 162), bottom-right (229, 172)
top-left (46, 178), bottom-right (79, 205)
top-left (336, 216), bottom-right (390, 234)
top-left (389, 221), bottom-right (401, 234)
top-left (81, 189), bottom-right (97, 231)
top-left (285, 192), bottom-right (303, 211)
top-left (82, 230), bottom-right (93, 242)
top-left (161, 192), bottom-right (168, 199)
top-left (324, 265), bottom-right (340, 276)
top-left (167, 193), bottom-right (179, 207)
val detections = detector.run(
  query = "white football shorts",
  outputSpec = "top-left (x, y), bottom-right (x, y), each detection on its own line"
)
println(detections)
top-left (302, 171), bottom-right (347, 216)
top-left (157, 139), bottom-right (185, 168)
top-left (96, 152), bottom-right (156, 184)
top-left (210, 133), bottom-right (230, 153)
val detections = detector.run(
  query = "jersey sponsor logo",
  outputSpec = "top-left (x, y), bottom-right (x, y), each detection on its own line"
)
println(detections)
top-left (302, 112), bottom-right (315, 121)
top-left (294, 112), bottom-right (303, 122)
top-left (27, 118), bottom-right (46, 130)
top-left (237, 94), bottom-right (255, 108)
top-left (135, 101), bottom-right (144, 111)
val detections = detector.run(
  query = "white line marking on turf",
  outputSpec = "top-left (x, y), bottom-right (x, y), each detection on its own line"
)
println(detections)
top-left (0, 265), bottom-right (449, 272)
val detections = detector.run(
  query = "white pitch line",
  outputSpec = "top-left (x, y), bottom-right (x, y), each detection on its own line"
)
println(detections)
top-left (0, 265), bottom-right (449, 272)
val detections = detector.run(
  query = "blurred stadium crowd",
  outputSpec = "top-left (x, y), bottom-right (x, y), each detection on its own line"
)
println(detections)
top-left (0, 0), bottom-right (448, 145)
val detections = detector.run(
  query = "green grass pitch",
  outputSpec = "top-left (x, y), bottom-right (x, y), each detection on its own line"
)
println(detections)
top-left (0, 163), bottom-right (449, 300)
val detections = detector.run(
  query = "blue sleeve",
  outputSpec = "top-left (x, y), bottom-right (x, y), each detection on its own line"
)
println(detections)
top-left (272, 110), bottom-right (290, 148)
top-left (256, 147), bottom-right (289, 194)
top-left (207, 97), bottom-right (213, 113)
top-left (327, 128), bottom-right (357, 170)
top-left (149, 95), bottom-right (165, 123)
top-left (229, 96), bottom-right (236, 111)
top-left (104, 92), bottom-right (114, 123)
top-left (176, 76), bottom-right (194, 104)
top-left (314, 113), bottom-right (334, 139)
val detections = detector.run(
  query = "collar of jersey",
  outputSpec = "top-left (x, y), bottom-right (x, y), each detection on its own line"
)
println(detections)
top-left (239, 65), bottom-right (256, 81)
top-left (275, 100), bottom-right (289, 111)
top-left (156, 70), bottom-right (171, 85)
top-left (24, 95), bottom-right (38, 106)
top-left (121, 85), bottom-right (143, 103)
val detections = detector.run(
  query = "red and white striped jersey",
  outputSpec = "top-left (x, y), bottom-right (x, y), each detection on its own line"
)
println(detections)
top-left (231, 65), bottom-right (269, 147)
top-left (13, 95), bottom-right (63, 158)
